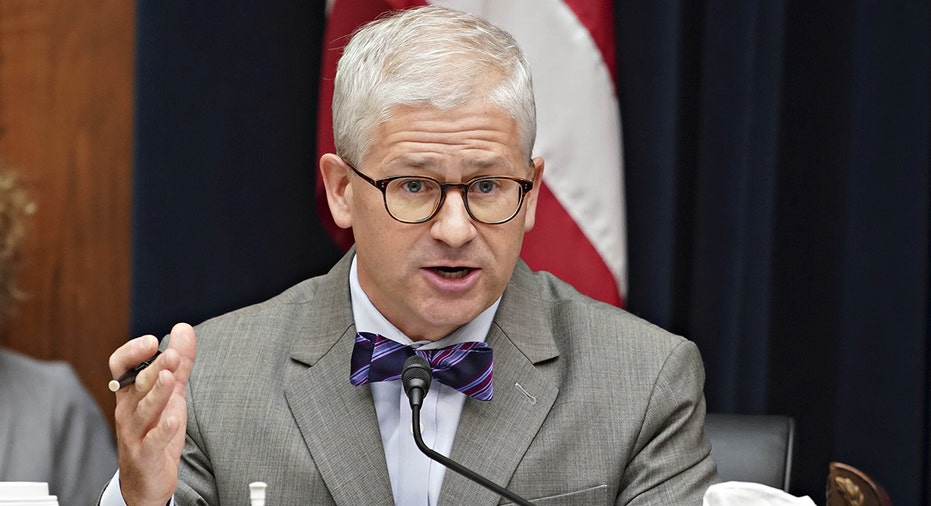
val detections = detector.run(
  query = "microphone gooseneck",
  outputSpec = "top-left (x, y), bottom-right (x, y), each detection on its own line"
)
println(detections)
top-left (400, 355), bottom-right (534, 506)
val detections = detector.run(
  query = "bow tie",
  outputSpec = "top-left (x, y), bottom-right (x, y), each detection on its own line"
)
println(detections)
top-left (350, 332), bottom-right (494, 400)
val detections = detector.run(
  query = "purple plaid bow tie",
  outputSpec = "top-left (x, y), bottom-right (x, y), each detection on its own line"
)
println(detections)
top-left (350, 332), bottom-right (494, 401)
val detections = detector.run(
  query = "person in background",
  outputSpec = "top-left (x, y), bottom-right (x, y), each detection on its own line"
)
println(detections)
top-left (103, 6), bottom-right (718, 505)
top-left (0, 158), bottom-right (118, 505)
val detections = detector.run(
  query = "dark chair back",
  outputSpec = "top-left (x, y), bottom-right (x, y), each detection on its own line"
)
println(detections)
top-left (704, 413), bottom-right (796, 491)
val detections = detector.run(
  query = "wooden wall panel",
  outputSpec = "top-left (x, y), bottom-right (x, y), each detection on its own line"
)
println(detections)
top-left (0, 0), bottom-right (135, 424)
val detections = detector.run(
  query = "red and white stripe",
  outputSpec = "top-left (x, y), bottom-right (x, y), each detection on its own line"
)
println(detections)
top-left (318, 0), bottom-right (626, 306)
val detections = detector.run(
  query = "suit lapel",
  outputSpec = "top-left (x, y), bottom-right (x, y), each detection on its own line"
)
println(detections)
top-left (283, 252), bottom-right (394, 505)
top-left (284, 330), bottom-right (394, 505)
top-left (440, 262), bottom-right (560, 505)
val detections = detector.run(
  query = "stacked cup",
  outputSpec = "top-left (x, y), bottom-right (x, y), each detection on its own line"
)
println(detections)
top-left (0, 483), bottom-right (58, 506)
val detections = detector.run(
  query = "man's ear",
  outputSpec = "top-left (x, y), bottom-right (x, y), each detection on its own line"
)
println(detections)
top-left (522, 157), bottom-right (545, 232)
top-left (319, 153), bottom-right (354, 229)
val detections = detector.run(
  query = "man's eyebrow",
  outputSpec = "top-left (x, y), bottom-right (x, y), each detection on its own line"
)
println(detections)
top-left (385, 157), bottom-right (511, 175)
top-left (459, 158), bottom-right (513, 173)
top-left (387, 158), bottom-right (435, 171)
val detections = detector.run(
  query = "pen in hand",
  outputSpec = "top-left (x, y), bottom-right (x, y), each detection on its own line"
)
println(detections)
top-left (108, 338), bottom-right (169, 392)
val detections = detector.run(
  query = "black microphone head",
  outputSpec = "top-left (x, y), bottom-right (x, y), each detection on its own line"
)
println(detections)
top-left (402, 355), bottom-right (432, 403)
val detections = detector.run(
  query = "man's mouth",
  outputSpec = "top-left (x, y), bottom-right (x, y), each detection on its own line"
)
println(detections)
top-left (430, 266), bottom-right (473, 280)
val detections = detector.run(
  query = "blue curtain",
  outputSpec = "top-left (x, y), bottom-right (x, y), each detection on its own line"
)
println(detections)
top-left (618, 1), bottom-right (930, 502)
top-left (131, 1), bottom-right (340, 336)
top-left (132, 1), bottom-right (930, 503)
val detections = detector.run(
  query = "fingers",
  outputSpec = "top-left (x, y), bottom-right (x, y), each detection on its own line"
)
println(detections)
top-left (131, 369), bottom-right (177, 434)
top-left (143, 382), bottom-right (188, 454)
top-left (111, 323), bottom-right (197, 441)
top-left (109, 334), bottom-right (159, 378)
top-left (167, 322), bottom-right (197, 385)
top-left (109, 323), bottom-right (197, 394)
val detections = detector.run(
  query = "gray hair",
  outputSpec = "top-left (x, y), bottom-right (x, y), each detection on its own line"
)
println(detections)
top-left (332, 6), bottom-right (536, 166)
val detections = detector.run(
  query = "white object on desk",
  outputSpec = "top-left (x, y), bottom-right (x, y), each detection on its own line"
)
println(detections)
top-left (0, 482), bottom-right (59, 506)
top-left (704, 481), bottom-right (816, 506)
top-left (249, 481), bottom-right (267, 506)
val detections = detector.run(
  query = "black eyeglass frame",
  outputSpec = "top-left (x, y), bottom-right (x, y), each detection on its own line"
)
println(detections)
top-left (343, 158), bottom-right (536, 225)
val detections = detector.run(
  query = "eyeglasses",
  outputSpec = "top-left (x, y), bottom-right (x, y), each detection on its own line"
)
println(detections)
top-left (344, 159), bottom-right (535, 225)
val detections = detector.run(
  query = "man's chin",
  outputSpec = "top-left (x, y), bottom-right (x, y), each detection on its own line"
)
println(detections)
top-left (410, 303), bottom-right (487, 341)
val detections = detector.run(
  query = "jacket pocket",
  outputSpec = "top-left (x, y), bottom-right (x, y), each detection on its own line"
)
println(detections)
top-left (502, 484), bottom-right (608, 505)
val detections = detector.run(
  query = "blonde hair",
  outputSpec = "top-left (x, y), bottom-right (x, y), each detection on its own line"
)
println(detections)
top-left (0, 158), bottom-right (35, 328)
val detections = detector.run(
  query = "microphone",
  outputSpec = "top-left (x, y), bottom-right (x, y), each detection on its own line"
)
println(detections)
top-left (401, 355), bottom-right (534, 506)
top-left (401, 354), bottom-right (432, 408)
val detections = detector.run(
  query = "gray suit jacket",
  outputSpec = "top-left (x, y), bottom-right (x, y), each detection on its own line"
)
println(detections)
top-left (178, 253), bottom-right (718, 505)
top-left (0, 348), bottom-right (118, 506)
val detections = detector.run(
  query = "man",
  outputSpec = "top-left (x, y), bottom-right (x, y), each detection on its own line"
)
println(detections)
top-left (103, 6), bottom-right (718, 505)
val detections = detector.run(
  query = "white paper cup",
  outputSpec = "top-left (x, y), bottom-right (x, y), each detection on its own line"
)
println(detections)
top-left (0, 482), bottom-right (58, 506)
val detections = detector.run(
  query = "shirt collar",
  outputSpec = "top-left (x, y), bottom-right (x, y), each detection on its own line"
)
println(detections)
top-left (349, 254), bottom-right (499, 350)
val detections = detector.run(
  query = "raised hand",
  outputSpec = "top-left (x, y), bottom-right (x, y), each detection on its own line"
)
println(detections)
top-left (109, 322), bottom-right (197, 506)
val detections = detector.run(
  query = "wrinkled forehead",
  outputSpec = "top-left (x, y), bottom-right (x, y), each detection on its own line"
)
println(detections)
top-left (369, 100), bottom-right (528, 167)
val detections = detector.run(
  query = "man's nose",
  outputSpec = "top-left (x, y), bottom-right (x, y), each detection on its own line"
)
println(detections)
top-left (429, 190), bottom-right (477, 247)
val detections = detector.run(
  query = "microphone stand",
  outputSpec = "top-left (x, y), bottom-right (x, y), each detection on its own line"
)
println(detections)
top-left (410, 404), bottom-right (535, 506)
